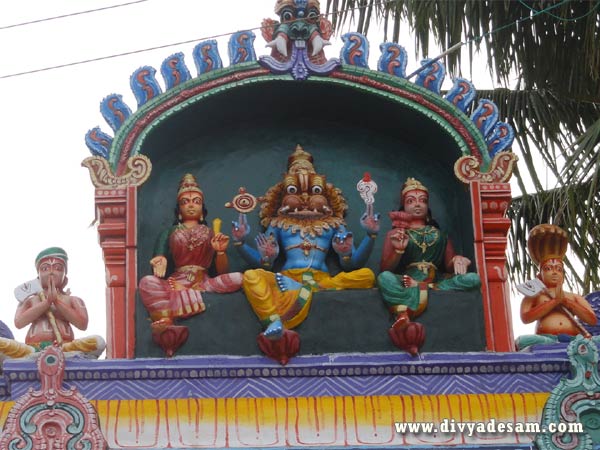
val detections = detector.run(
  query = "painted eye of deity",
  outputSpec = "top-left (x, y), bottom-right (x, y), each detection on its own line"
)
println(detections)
top-left (179, 193), bottom-right (203, 206)
top-left (307, 8), bottom-right (319, 20)
top-left (405, 192), bottom-right (428, 205)
top-left (311, 185), bottom-right (323, 195)
top-left (281, 8), bottom-right (294, 21)
top-left (286, 185), bottom-right (298, 194)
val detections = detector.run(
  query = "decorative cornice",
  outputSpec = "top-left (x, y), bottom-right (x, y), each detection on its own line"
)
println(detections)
top-left (85, 30), bottom-right (515, 177)
top-left (536, 336), bottom-right (600, 450)
top-left (0, 346), bottom-right (108, 449)
top-left (3, 348), bottom-right (571, 401)
top-left (82, 154), bottom-right (152, 188)
top-left (454, 152), bottom-right (519, 184)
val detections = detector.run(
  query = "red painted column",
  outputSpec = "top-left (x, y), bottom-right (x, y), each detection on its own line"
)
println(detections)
top-left (96, 187), bottom-right (137, 358)
top-left (471, 181), bottom-right (514, 351)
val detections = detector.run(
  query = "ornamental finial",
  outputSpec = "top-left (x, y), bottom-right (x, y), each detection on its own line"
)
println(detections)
top-left (287, 145), bottom-right (316, 174)
top-left (177, 173), bottom-right (203, 198)
top-left (401, 177), bottom-right (428, 197)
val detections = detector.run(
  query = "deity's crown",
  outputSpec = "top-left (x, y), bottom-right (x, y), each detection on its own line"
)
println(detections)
top-left (177, 173), bottom-right (203, 198)
top-left (527, 224), bottom-right (568, 266)
top-left (35, 247), bottom-right (68, 270)
top-left (287, 145), bottom-right (316, 174)
top-left (401, 177), bottom-right (429, 196)
top-left (275, 0), bottom-right (320, 14)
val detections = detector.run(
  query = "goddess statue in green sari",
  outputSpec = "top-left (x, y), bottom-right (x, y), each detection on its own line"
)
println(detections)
top-left (377, 178), bottom-right (481, 331)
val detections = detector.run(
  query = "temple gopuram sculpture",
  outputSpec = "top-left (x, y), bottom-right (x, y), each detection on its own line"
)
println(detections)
top-left (516, 224), bottom-right (598, 350)
top-left (378, 177), bottom-right (481, 354)
top-left (0, 247), bottom-right (105, 361)
top-left (231, 145), bottom-right (378, 363)
top-left (138, 173), bottom-right (243, 355)
top-left (260, 0), bottom-right (340, 79)
top-left (0, 345), bottom-right (108, 449)
top-left (4, 1), bottom-right (600, 448)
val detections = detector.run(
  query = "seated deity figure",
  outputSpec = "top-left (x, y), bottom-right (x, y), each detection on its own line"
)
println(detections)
top-left (0, 247), bottom-right (105, 360)
top-left (139, 174), bottom-right (243, 327)
top-left (378, 178), bottom-right (481, 331)
top-left (516, 224), bottom-right (597, 350)
top-left (231, 145), bottom-right (379, 344)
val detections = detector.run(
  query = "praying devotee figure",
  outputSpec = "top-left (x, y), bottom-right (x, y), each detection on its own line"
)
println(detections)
top-left (138, 173), bottom-right (243, 327)
top-left (0, 247), bottom-right (105, 360)
top-left (378, 178), bottom-right (481, 331)
top-left (231, 146), bottom-right (379, 343)
top-left (516, 224), bottom-right (597, 349)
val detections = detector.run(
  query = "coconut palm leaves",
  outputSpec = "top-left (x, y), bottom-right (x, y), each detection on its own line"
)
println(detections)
top-left (326, 0), bottom-right (600, 291)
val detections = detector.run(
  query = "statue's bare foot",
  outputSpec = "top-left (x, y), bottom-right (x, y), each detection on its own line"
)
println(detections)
top-left (264, 319), bottom-right (284, 340)
top-left (402, 275), bottom-right (418, 288)
top-left (276, 273), bottom-right (302, 292)
top-left (391, 311), bottom-right (410, 331)
top-left (151, 317), bottom-right (174, 333)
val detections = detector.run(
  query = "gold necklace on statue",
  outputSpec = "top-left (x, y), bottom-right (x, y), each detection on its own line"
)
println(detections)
top-left (408, 227), bottom-right (439, 254)
top-left (178, 224), bottom-right (209, 251)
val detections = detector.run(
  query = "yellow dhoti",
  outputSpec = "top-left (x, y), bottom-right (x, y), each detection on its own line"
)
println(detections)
top-left (243, 268), bottom-right (375, 329)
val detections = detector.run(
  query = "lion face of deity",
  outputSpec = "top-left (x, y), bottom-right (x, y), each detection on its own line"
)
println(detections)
top-left (278, 173), bottom-right (332, 219)
top-left (259, 172), bottom-right (347, 237)
top-left (260, 146), bottom-right (347, 237)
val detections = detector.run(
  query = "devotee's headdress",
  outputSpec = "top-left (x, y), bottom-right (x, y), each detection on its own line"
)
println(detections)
top-left (35, 247), bottom-right (68, 270)
top-left (527, 224), bottom-right (568, 266)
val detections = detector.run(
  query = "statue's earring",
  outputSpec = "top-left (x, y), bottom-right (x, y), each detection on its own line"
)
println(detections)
top-left (178, 213), bottom-right (182, 222)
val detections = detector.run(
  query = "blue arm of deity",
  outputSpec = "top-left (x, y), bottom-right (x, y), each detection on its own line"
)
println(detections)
top-left (234, 225), bottom-right (280, 269)
top-left (234, 240), bottom-right (261, 267)
top-left (350, 232), bottom-right (377, 268)
top-left (350, 211), bottom-right (379, 268)
top-left (255, 227), bottom-right (280, 269)
top-left (333, 224), bottom-right (376, 271)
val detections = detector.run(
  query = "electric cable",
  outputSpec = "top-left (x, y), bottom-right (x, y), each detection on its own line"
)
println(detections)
top-left (0, 0), bottom-right (593, 80)
top-left (0, 0), bottom-right (150, 31)
top-left (517, 0), bottom-right (600, 23)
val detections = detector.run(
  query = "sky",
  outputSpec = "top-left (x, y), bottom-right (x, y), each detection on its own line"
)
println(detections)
top-left (0, 0), bottom-right (533, 353)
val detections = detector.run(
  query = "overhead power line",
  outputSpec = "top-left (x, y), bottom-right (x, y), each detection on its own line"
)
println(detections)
top-left (0, 0), bottom-right (586, 80)
top-left (517, 0), bottom-right (600, 22)
top-left (0, 0), bottom-right (150, 31)
top-left (406, 0), bottom-right (573, 79)
top-left (0, 30), bottom-right (237, 80)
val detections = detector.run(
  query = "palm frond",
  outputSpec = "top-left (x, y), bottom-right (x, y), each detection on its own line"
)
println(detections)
top-left (475, 88), bottom-right (600, 188)
top-left (326, 0), bottom-right (600, 293)
top-left (326, 0), bottom-right (600, 101)
top-left (508, 179), bottom-right (600, 292)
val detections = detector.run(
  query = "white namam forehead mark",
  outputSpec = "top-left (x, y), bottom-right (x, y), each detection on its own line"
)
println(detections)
top-left (541, 258), bottom-right (564, 270)
top-left (297, 173), bottom-right (309, 192)
top-left (39, 258), bottom-right (66, 269)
